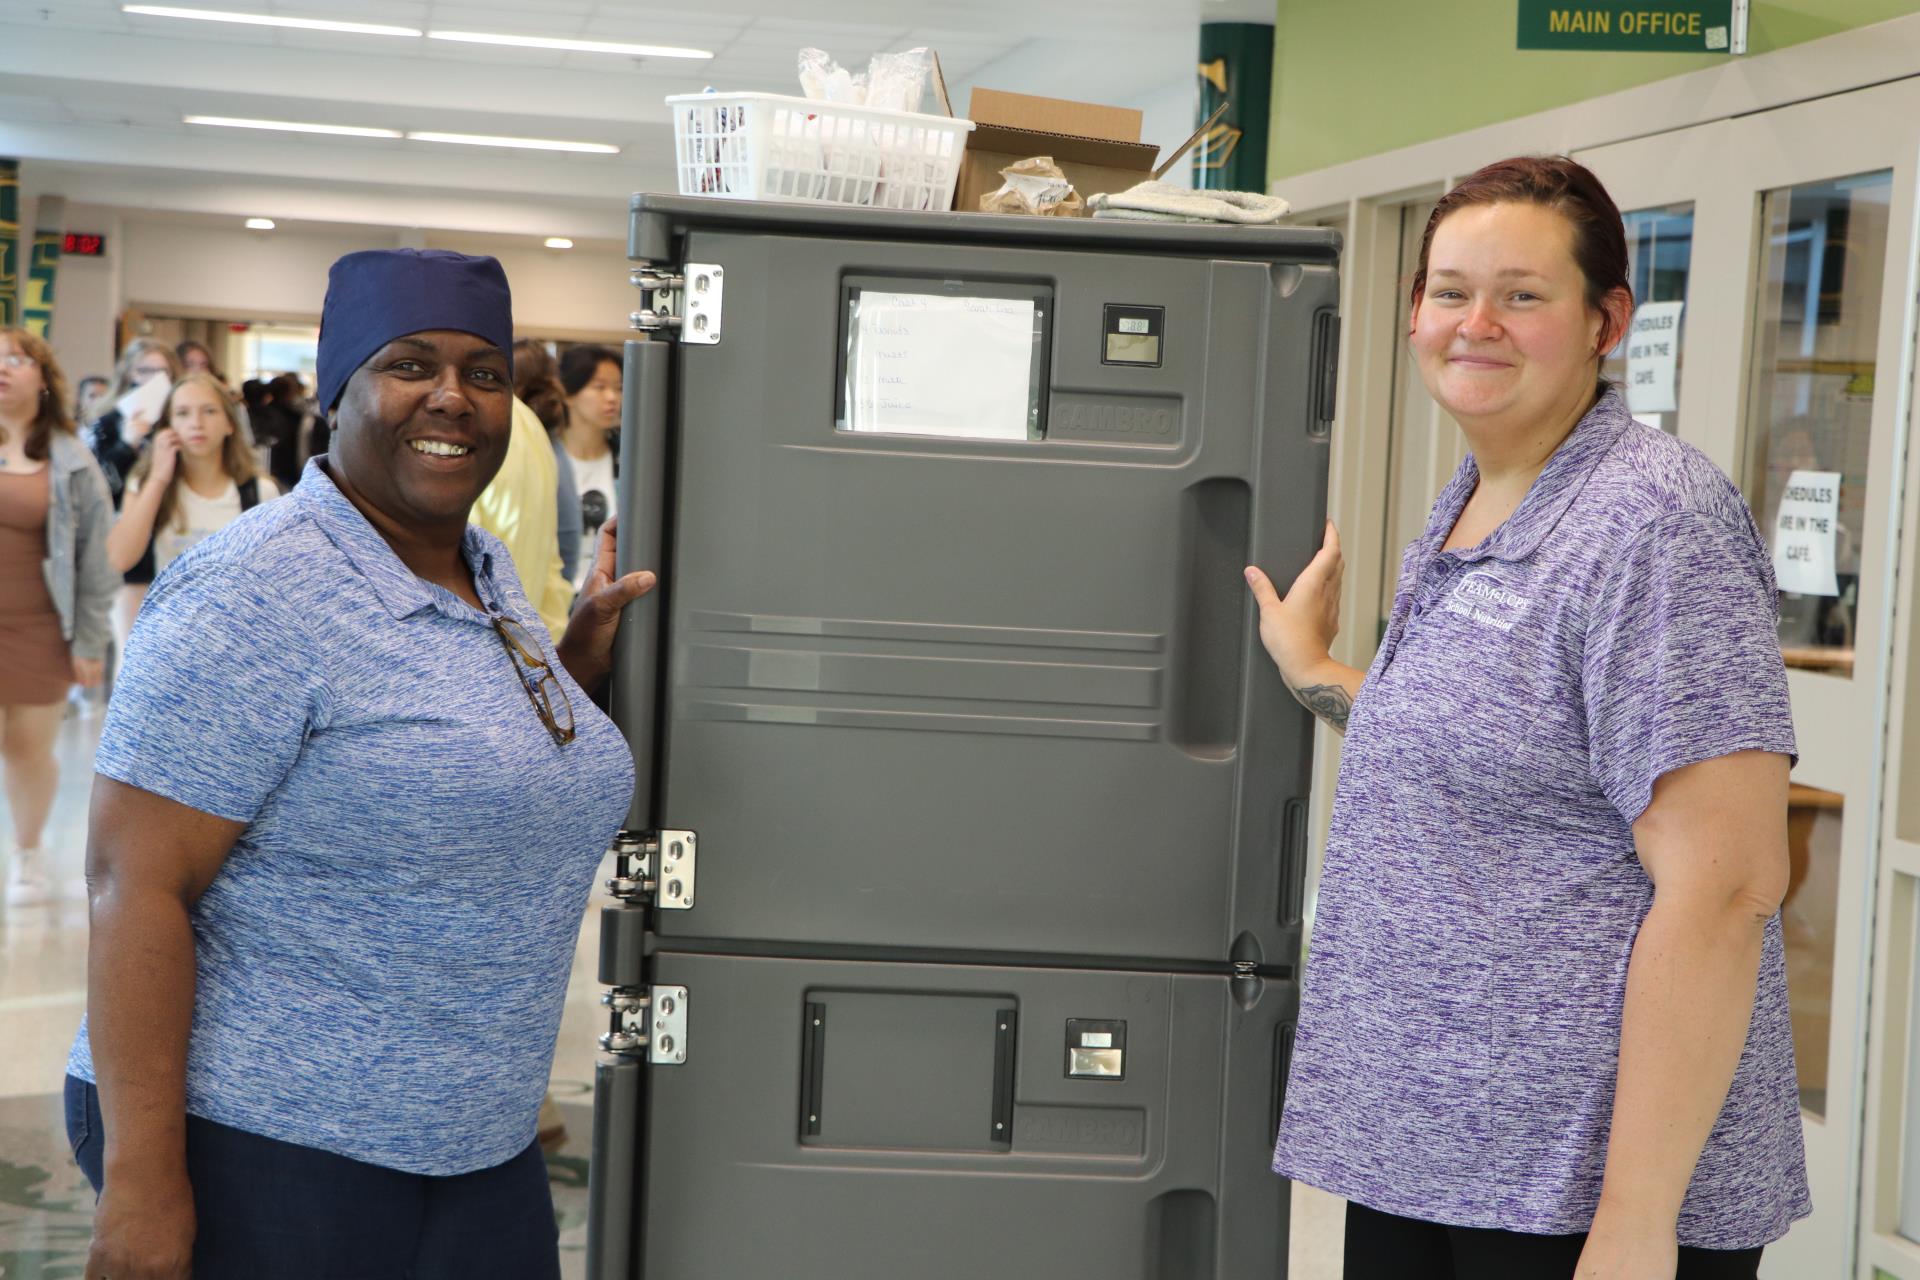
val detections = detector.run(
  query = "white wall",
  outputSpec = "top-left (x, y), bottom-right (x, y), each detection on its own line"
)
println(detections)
top-left (429, 235), bottom-right (635, 340)
top-left (116, 221), bottom-right (631, 335)
top-left (45, 250), bottom-right (118, 389)
top-left (120, 221), bottom-right (383, 319)
top-left (29, 201), bottom-right (634, 387)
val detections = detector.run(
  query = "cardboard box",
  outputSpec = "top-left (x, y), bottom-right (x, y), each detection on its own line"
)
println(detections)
top-left (955, 89), bottom-right (1163, 216)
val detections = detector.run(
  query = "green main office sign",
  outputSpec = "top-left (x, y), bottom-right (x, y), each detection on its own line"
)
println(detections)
top-left (1518, 1), bottom-right (1742, 53)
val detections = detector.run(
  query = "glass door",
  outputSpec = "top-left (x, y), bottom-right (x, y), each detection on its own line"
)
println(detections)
top-left (1600, 202), bottom-right (1695, 436)
top-left (1746, 171), bottom-right (1890, 680)
top-left (1576, 119), bottom-right (1742, 470)
top-left (1580, 79), bottom-right (1920, 1280)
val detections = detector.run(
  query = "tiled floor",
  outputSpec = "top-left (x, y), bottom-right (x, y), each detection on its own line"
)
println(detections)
top-left (0, 702), bottom-right (1344, 1278)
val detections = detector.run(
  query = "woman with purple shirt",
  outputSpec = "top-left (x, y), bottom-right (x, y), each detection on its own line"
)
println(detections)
top-left (1246, 156), bottom-right (1807, 1278)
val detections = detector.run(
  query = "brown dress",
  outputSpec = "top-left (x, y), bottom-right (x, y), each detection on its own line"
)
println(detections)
top-left (0, 467), bottom-right (73, 706)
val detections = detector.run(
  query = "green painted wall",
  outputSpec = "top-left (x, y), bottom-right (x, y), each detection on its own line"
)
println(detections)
top-left (1269, 1), bottom-right (1920, 180)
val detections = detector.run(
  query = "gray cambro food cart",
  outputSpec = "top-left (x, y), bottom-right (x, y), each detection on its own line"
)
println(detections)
top-left (588, 193), bottom-right (1340, 1280)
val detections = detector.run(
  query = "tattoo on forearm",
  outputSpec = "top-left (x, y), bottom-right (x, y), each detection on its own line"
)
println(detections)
top-left (1290, 682), bottom-right (1352, 730)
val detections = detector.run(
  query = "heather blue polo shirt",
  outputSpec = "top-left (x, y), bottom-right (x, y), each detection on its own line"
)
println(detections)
top-left (1274, 391), bottom-right (1809, 1247)
top-left (69, 458), bottom-right (635, 1176)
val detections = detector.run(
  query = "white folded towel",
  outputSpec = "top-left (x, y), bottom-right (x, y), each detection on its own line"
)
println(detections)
top-left (1088, 180), bottom-right (1291, 225)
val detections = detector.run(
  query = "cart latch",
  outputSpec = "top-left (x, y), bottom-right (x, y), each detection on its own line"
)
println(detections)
top-left (630, 263), bottom-right (723, 345)
top-left (605, 829), bottom-right (697, 910)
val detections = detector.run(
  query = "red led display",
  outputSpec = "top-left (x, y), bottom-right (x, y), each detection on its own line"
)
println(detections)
top-left (61, 232), bottom-right (107, 257)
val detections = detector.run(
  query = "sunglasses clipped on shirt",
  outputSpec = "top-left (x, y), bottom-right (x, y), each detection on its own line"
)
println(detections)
top-left (492, 615), bottom-right (576, 747)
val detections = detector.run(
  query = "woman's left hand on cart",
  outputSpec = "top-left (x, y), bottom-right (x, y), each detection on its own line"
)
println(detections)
top-left (556, 516), bottom-right (657, 695)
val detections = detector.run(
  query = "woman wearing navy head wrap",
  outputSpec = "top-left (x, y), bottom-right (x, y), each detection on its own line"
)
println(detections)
top-left (66, 249), bottom-right (655, 1279)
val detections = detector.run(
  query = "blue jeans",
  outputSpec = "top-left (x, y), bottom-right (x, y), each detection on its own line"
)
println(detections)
top-left (66, 1075), bottom-right (561, 1280)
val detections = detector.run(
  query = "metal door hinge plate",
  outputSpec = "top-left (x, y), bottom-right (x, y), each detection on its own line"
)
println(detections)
top-left (656, 830), bottom-right (696, 909)
top-left (681, 264), bottom-right (722, 344)
top-left (597, 984), bottom-right (689, 1064)
top-left (649, 985), bottom-right (688, 1065)
top-left (604, 828), bottom-right (695, 909)
top-left (628, 262), bottom-right (722, 344)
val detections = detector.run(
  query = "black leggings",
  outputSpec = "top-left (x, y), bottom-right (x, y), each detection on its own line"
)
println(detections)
top-left (1343, 1201), bottom-right (1764, 1280)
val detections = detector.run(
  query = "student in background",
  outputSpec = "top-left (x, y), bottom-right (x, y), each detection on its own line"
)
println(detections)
top-left (514, 338), bottom-right (581, 584)
top-left (84, 339), bottom-right (181, 661)
top-left (558, 344), bottom-right (621, 586)
top-left (84, 339), bottom-right (180, 508)
top-left (249, 373), bottom-right (313, 490)
top-left (108, 373), bottom-right (279, 600)
top-left (175, 340), bottom-right (227, 385)
top-left (0, 328), bottom-right (115, 908)
top-left (73, 375), bottom-right (108, 426)
top-left (472, 388), bottom-right (575, 643)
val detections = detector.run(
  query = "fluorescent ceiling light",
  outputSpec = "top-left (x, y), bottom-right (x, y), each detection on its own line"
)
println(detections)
top-left (245, 217), bottom-right (275, 230)
top-left (186, 115), bottom-right (403, 138)
top-left (123, 5), bottom-right (419, 37)
top-left (407, 131), bottom-right (618, 155)
top-left (544, 237), bottom-right (574, 249)
top-left (429, 30), bottom-right (711, 59)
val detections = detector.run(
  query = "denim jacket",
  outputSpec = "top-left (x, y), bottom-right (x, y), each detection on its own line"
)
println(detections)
top-left (42, 430), bottom-right (118, 661)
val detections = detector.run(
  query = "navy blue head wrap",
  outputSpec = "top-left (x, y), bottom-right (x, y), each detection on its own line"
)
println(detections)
top-left (316, 248), bottom-right (514, 412)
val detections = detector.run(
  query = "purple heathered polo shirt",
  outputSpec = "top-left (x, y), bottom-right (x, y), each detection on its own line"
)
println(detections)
top-left (1273, 390), bottom-right (1810, 1249)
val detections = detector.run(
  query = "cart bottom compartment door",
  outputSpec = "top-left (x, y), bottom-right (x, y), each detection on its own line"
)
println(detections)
top-left (631, 951), bottom-right (1298, 1280)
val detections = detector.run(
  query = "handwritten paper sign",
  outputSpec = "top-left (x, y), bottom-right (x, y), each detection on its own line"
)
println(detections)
top-left (845, 291), bottom-right (1037, 441)
top-left (1772, 469), bottom-right (1841, 597)
top-left (1625, 300), bottom-right (1683, 414)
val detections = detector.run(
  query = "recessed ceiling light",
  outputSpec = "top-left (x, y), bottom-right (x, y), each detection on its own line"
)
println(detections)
top-left (245, 217), bottom-right (276, 230)
top-left (124, 5), bottom-right (419, 37)
top-left (185, 115), bottom-right (403, 138)
top-left (544, 237), bottom-right (574, 249)
top-left (406, 131), bottom-right (619, 155)
top-left (427, 30), bottom-right (712, 59)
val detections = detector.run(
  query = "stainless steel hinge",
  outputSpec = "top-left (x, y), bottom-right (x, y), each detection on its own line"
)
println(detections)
top-left (629, 262), bottom-right (723, 344)
top-left (605, 829), bottom-right (697, 910)
top-left (599, 984), bottom-right (689, 1065)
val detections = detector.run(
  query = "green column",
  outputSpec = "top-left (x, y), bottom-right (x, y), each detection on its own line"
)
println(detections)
top-left (1195, 23), bottom-right (1273, 192)
top-left (22, 194), bottom-right (64, 338)
top-left (0, 160), bottom-right (18, 328)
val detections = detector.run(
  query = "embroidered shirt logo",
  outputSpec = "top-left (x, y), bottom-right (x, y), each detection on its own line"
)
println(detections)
top-left (1444, 571), bottom-right (1531, 633)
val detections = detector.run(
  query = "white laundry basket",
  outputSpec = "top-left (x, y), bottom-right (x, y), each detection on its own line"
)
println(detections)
top-left (668, 92), bottom-right (975, 212)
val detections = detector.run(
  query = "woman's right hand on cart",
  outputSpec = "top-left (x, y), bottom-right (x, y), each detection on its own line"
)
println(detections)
top-left (1245, 520), bottom-right (1364, 731)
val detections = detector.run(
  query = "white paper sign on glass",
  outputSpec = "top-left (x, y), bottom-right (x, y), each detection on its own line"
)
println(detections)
top-left (844, 291), bottom-right (1037, 441)
top-left (1772, 468), bottom-right (1842, 597)
top-left (1625, 300), bottom-right (1683, 414)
